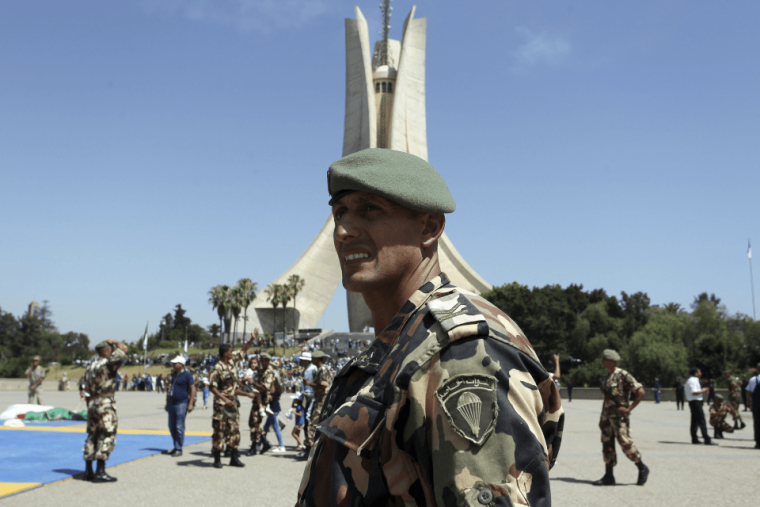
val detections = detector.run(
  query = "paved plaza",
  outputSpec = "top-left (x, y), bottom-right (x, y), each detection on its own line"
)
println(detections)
top-left (1, 391), bottom-right (757, 506)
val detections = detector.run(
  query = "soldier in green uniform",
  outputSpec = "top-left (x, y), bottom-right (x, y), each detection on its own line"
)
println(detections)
top-left (296, 149), bottom-right (564, 507)
top-left (723, 370), bottom-right (746, 430)
top-left (709, 394), bottom-right (737, 439)
top-left (255, 352), bottom-right (281, 453)
top-left (296, 350), bottom-right (330, 460)
top-left (25, 355), bottom-right (45, 405)
top-left (244, 355), bottom-right (265, 456)
top-left (593, 349), bottom-right (649, 486)
top-left (83, 340), bottom-right (127, 483)
top-left (209, 330), bottom-right (257, 468)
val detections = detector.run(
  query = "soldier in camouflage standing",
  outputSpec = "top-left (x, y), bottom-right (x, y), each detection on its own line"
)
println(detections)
top-left (593, 349), bottom-right (649, 486)
top-left (25, 355), bottom-right (45, 405)
top-left (82, 339), bottom-right (127, 483)
top-left (256, 352), bottom-right (283, 453)
top-left (296, 350), bottom-right (330, 460)
top-left (723, 370), bottom-right (746, 430)
top-left (209, 330), bottom-right (257, 468)
top-left (709, 394), bottom-right (737, 439)
top-left (296, 149), bottom-right (564, 506)
top-left (244, 355), bottom-right (265, 456)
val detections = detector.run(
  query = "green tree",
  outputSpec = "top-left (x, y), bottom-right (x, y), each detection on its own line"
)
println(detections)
top-left (235, 278), bottom-right (258, 339)
top-left (624, 309), bottom-right (689, 386)
top-left (207, 323), bottom-right (221, 339)
top-left (287, 274), bottom-right (306, 333)
top-left (229, 286), bottom-right (243, 346)
top-left (173, 304), bottom-right (191, 330)
top-left (264, 284), bottom-right (284, 338)
top-left (208, 284), bottom-right (231, 344)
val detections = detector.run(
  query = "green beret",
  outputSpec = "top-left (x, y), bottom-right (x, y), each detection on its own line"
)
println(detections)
top-left (95, 341), bottom-right (110, 352)
top-left (602, 349), bottom-right (620, 361)
top-left (312, 350), bottom-right (325, 359)
top-left (714, 394), bottom-right (724, 401)
top-left (327, 149), bottom-right (456, 213)
top-left (259, 352), bottom-right (271, 360)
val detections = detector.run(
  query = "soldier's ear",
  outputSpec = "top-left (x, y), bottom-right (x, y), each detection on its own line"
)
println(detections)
top-left (421, 213), bottom-right (445, 250)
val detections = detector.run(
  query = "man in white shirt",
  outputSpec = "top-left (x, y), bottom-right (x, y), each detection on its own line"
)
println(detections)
top-left (746, 363), bottom-right (760, 449)
top-left (685, 367), bottom-right (715, 445)
top-left (298, 351), bottom-right (316, 460)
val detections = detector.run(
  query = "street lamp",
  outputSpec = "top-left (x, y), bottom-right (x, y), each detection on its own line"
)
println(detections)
top-left (161, 319), bottom-right (166, 343)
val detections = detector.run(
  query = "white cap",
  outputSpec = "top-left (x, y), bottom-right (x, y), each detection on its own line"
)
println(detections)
top-left (300, 352), bottom-right (312, 361)
top-left (170, 355), bottom-right (186, 365)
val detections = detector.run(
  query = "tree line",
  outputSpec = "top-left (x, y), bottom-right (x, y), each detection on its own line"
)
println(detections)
top-left (0, 302), bottom-right (90, 377)
top-left (208, 275), bottom-right (306, 344)
top-left (482, 284), bottom-right (760, 388)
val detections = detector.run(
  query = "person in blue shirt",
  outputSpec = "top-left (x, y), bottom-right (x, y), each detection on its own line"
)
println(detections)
top-left (165, 355), bottom-right (195, 456)
top-left (654, 378), bottom-right (661, 404)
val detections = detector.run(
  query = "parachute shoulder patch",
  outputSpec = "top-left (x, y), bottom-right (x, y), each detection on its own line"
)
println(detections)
top-left (435, 374), bottom-right (497, 445)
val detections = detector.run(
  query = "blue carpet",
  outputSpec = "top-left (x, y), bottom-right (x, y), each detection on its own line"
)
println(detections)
top-left (0, 430), bottom-right (210, 484)
top-left (22, 420), bottom-right (86, 427)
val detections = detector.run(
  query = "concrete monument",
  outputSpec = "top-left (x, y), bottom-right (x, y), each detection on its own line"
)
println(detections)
top-left (243, 2), bottom-right (491, 334)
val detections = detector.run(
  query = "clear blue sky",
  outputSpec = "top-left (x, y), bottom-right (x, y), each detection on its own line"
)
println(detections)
top-left (2, 1), bottom-right (758, 345)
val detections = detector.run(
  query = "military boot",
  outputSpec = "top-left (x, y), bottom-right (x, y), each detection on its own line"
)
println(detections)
top-left (83, 460), bottom-right (95, 481)
top-left (212, 450), bottom-right (223, 469)
top-left (636, 462), bottom-right (649, 486)
top-left (247, 442), bottom-right (258, 456)
top-left (592, 466), bottom-right (615, 486)
top-left (714, 429), bottom-right (723, 439)
top-left (259, 438), bottom-right (272, 454)
top-left (229, 449), bottom-right (245, 467)
top-left (92, 460), bottom-right (117, 483)
top-left (296, 445), bottom-right (311, 461)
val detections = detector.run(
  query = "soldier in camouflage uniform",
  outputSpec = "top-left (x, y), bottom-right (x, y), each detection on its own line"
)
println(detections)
top-left (255, 352), bottom-right (281, 453)
top-left (244, 355), bottom-right (265, 456)
top-left (25, 355), bottom-right (45, 404)
top-left (209, 331), bottom-right (257, 468)
top-left (709, 394), bottom-right (736, 439)
top-left (593, 349), bottom-right (648, 487)
top-left (296, 149), bottom-right (564, 507)
top-left (82, 340), bottom-right (127, 483)
top-left (723, 370), bottom-right (746, 430)
top-left (297, 350), bottom-right (330, 460)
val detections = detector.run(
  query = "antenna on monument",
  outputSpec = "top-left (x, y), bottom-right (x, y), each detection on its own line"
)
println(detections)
top-left (373, 0), bottom-right (393, 69)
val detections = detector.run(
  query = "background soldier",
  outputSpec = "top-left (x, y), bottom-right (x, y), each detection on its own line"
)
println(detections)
top-left (244, 355), bottom-right (265, 456)
top-left (723, 370), bottom-right (746, 430)
top-left (593, 349), bottom-right (649, 486)
top-left (83, 339), bottom-right (127, 483)
top-left (209, 330), bottom-right (257, 468)
top-left (25, 355), bottom-right (45, 404)
top-left (257, 352), bottom-right (286, 453)
top-left (297, 350), bottom-right (329, 460)
top-left (709, 394), bottom-right (736, 439)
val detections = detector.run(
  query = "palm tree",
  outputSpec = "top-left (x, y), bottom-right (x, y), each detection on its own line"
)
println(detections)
top-left (287, 274), bottom-right (306, 337)
top-left (208, 284), bottom-right (231, 345)
top-left (264, 284), bottom-right (284, 340)
top-left (235, 278), bottom-right (258, 339)
top-left (229, 286), bottom-right (244, 347)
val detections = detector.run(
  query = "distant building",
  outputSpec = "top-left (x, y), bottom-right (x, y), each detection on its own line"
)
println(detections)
top-left (28, 299), bottom-right (41, 317)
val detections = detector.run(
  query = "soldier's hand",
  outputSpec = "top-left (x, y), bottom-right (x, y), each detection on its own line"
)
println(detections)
top-left (617, 407), bottom-right (631, 416)
top-left (224, 398), bottom-right (235, 407)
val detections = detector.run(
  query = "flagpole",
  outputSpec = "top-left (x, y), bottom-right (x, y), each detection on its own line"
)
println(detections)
top-left (142, 321), bottom-right (149, 375)
top-left (750, 240), bottom-right (757, 320)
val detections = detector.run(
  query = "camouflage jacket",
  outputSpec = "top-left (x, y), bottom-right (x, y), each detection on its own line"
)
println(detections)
top-left (600, 368), bottom-right (642, 418)
top-left (709, 403), bottom-right (731, 425)
top-left (26, 365), bottom-right (46, 389)
top-left (85, 348), bottom-right (126, 399)
top-left (258, 364), bottom-right (280, 399)
top-left (312, 363), bottom-right (331, 401)
top-left (210, 350), bottom-right (246, 407)
top-left (297, 273), bottom-right (564, 507)
top-left (728, 378), bottom-right (742, 403)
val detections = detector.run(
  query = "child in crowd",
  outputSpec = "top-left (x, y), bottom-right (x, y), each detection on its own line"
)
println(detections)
top-left (291, 392), bottom-right (305, 451)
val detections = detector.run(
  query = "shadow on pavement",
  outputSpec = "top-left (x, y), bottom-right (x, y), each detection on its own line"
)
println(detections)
top-left (175, 459), bottom-right (215, 468)
top-left (52, 468), bottom-right (83, 477)
top-left (551, 477), bottom-right (637, 487)
top-left (658, 441), bottom-right (696, 445)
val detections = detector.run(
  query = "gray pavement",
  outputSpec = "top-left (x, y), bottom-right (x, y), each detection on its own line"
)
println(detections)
top-left (1, 391), bottom-right (758, 506)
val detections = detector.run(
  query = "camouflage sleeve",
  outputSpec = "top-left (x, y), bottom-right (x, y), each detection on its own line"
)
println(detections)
top-left (106, 347), bottom-right (127, 368)
top-left (623, 371), bottom-right (643, 392)
top-left (209, 368), bottom-right (220, 391)
top-left (385, 335), bottom-right (563, 507)
top-left (232, 350), bottom-right (245, 365)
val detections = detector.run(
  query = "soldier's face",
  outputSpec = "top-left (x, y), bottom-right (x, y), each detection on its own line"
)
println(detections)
top-left (100, 347), bottom-right (113, 359)
top-left (32, 359), bottom-right (39, 366)
top-left (332, 191), bottom-right (427, 294)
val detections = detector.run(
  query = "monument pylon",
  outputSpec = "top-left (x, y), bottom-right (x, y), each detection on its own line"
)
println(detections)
top-left (243, 2), bottom-right (491, 336)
